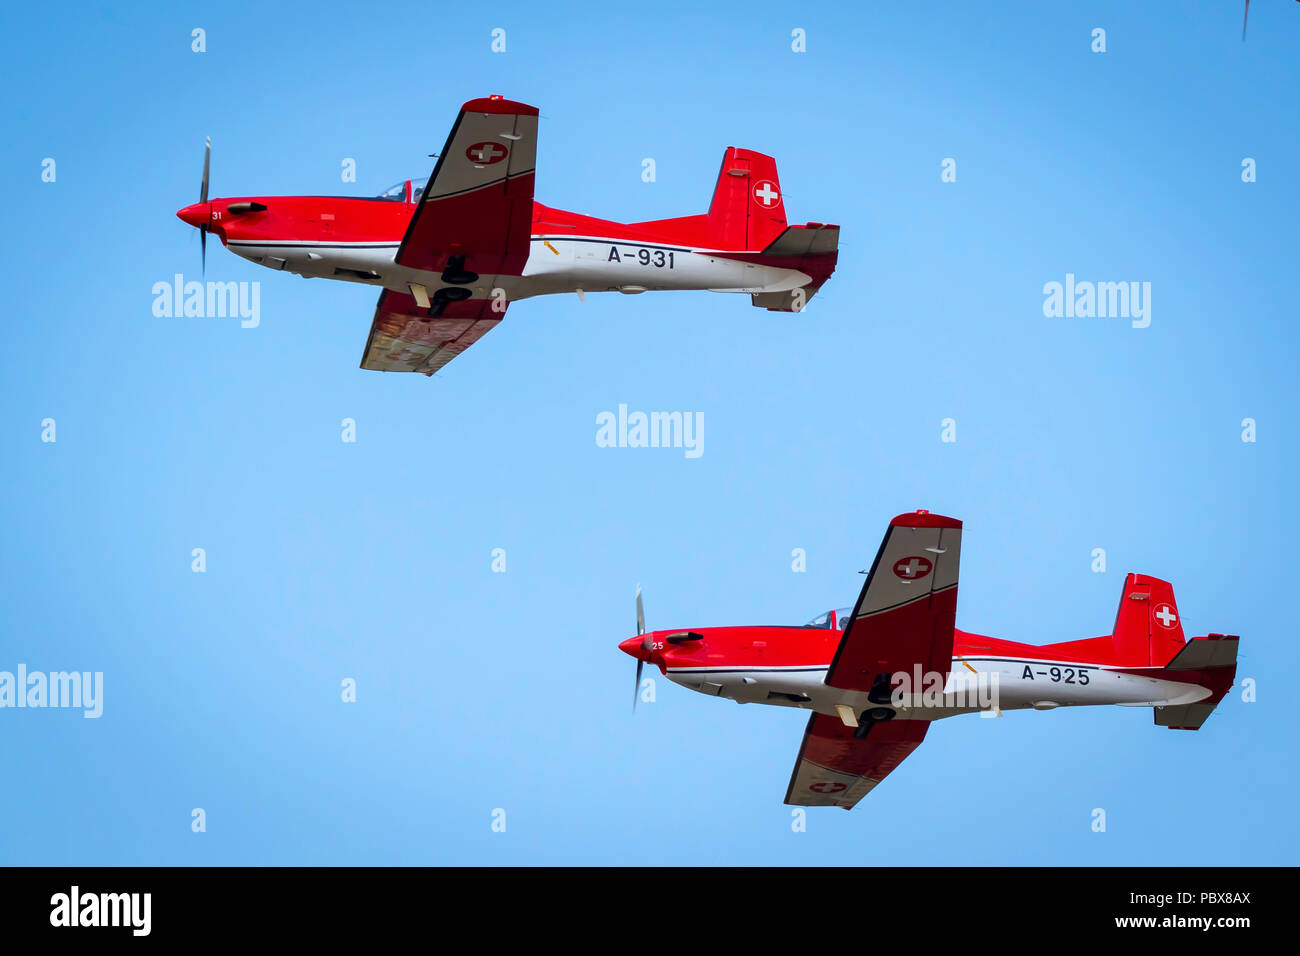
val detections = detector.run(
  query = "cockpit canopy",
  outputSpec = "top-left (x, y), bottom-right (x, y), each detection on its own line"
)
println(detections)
top-left (376, 178), bottom-right (430, 202)
top-left (804, 608), bottom-right (854, 630)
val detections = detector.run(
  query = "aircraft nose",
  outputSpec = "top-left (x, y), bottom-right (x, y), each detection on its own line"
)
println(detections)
top-left (619, 636), bottom-right (647, 661)
top-left (176, 202), bottom-right (211, 228)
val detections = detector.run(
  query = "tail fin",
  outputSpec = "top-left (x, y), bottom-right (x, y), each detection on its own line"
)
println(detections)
top-left (1111, 572), bottom-right (1187, 666)
top-left (1112, 573), bottom-right (1239, 730)
top-left (702, 146), bottom-right (840, 311)
top-left (706, 147), bottom-right (787, 251)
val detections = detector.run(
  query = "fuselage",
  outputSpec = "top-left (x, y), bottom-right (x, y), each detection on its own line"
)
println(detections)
top-left (619, 622), bottom-right (1226, 722)
top-left (177, 185), bottom-right (814, 303)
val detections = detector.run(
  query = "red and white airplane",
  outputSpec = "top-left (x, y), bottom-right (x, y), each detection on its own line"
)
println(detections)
top-left (176, 95), bottom-right (839, 376)
top-left (620, 511), bottom-right (1239, 809)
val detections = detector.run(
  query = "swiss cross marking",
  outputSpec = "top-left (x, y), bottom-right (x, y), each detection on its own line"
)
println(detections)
top-left (810, 781), bottom-right (847, 794)
top-left (466, 141), bottom-right (508, 165)
top-left (892, 556), bottom-right (934, 581)
top-left (753, 179), bottom-right (781, 207)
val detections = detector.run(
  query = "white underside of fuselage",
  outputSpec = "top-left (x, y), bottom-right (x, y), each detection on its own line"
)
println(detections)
top-left (666, 655), bottom-right (1213, 723)
top-left (224, 235), bottom-right (811, 300)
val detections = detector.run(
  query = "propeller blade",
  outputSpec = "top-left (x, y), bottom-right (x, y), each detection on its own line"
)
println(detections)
top-left (633, 586), bottom-right (647, 710)
top-left (198, 136), bottom-right (211, 277)
top-left (1242, 0), bottom-right (1249, 41)
top-left (200, 136), bottom-right (211, 204)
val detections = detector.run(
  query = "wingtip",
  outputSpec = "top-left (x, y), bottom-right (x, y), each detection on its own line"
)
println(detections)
top-left (462, 95), bottom-right (539, 117)
top-left (890, 510), bottom-right (962, 530)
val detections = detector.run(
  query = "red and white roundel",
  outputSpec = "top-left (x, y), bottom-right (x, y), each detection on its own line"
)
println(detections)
top-left (465, 141), bottom-right (508, 165)
top-left (809, 781), bottom-right (847, 794)
top-left (752, 179), bottom-right (781, 208)
top-left (893, 556), bottom-right (933, 581)
top-left (1152, 602), bottom-right (1179, 629)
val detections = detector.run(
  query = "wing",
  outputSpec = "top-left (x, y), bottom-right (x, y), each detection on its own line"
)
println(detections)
top-left (359, 96), bottom-right (537, 375)
top-left (359, 289), bottom-right (507, 376)
top-left (785, 713), bottom-right (928, 809)
top-left (783, 512), bottom-right (961, 809)
top-left (396, 96), bottom-right (538, 276)
top-left (824, 511), bottom-right (962, 695)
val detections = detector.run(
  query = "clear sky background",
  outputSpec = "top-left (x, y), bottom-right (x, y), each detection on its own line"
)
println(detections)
top-left (1, 1), bottom-right (1296, 865)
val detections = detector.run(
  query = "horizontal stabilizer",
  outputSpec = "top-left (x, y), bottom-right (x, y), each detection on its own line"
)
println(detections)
top-left (1153, 634), bottom-right (1239, 730)
top-left (752, 288), bottom-right (811, 311)
top-left (1154, 703), bottom-right (1218, 731)
top-left (750, 223), bottom-right (840, 312)
top-left (761, 223), bottom-right (840, 258)
top-left (1163, 633), bottom-right (1239, 670)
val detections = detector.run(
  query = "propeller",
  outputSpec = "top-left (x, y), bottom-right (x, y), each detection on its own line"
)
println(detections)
top-left (633, 586), bottom-right (647, 710)
top-left (1243, 0), bottom-right (1249, 40)
top-left (199, 137), bottom-right (211, 275)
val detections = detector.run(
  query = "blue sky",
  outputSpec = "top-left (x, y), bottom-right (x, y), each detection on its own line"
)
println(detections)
top-left (1, 1), bottom-right (1296, 864)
